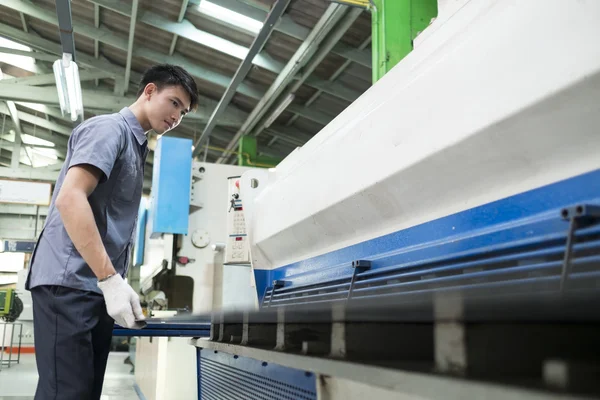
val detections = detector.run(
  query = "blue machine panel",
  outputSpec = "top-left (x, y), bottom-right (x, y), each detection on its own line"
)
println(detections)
top-left (148, 136), bottom-right (192, 238)
top-left (256, 169), bottom-right (600, 307)
top-left (197, 349), bottom-right (316, 400)
top-left (133, 197), bottom-right (147, 267)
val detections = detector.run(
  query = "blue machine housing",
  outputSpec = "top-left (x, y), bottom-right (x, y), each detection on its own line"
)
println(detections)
top-left (148, 136), bottom-right (193, 238)
top-left (255, 169), bottom-right (600, 307)
top-left (196, 349), bottom-right (316, 400)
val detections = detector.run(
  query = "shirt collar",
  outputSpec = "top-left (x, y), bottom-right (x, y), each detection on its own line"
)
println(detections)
top-left (119, 107), bottom-right (147, 146)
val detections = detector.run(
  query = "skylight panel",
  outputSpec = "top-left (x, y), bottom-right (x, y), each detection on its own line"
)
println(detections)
top-left (0, 36), bottom-right (36, 73)
top-left (198, 1), bottom-right (263, 34)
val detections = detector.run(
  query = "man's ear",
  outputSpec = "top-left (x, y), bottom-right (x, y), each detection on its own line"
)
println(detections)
top-left (144, 83), bottom-right (157, 100)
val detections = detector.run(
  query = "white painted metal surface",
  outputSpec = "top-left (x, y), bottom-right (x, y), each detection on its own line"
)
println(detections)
top-left (240, 0), bottom-right (600, 272)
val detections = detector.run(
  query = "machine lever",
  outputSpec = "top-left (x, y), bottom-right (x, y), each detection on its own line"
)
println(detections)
top-left (559, 204), bottom-right (600, 292)
top-left (347, 260), bottom-right (372, 302)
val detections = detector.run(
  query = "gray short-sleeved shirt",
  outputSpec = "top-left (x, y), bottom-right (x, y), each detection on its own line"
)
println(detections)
top-left (26, 107), bottom-right (148, 294)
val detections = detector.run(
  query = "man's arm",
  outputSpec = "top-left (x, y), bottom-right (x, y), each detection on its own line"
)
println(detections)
top-left (55, 163), bottom-right (144, 328)
top-left (55, 164), bottom-right (116, 280)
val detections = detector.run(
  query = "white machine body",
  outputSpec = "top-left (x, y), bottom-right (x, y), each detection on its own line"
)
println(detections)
top-left (240, 0), bottom-right (600, 273)
top-left (135, 163), bottom-right (259, 400)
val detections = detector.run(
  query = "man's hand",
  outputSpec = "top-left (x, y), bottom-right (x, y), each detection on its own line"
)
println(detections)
top-left (97, 274), bottom-right (145, 329)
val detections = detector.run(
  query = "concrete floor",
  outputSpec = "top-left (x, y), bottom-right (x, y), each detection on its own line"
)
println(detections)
top-left (0, 351), bottom-right (140, 400)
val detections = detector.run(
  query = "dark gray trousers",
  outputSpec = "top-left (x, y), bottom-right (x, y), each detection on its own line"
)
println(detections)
top-left (31, 285), bottom-right (114, 400)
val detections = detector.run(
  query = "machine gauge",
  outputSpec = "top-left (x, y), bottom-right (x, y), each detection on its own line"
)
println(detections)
top-left (191, 230), bottom-right (211, 248)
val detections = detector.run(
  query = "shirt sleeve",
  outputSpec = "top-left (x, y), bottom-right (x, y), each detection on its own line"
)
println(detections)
top-left (67, 118), bottom-right (124, 184)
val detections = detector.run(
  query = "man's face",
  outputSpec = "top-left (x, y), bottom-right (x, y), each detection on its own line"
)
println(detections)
top-left (145, 84), bottom-right (192, 134)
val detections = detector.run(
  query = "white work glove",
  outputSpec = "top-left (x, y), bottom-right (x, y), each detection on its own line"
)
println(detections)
top-left (98, 274), bottom-right (146, 329)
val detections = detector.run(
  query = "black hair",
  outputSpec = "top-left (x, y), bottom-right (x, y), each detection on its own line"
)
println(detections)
top-left (137, 64), bottom-right (199, 111)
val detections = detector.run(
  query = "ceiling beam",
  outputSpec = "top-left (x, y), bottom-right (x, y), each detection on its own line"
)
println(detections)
top-left (88, 0), bottom-right (283, 73)
top-left (0, 46), bottom-right (57, 62)
top-left (217, 4), bottom-right (347, 163)
top-left (83, 0), bottom-right (359, 102)
top-left (54, 0), bottom-right (76, 59)
top-left (0, 114), bottom-right (69, 148)
top-left (190, 0), bottom-right (372, 68)
top-left (0, 23), bottom-right (315, 150)
top-left (19, 12), bottom-right (29, 33)
top-left (16, 102), bottom-right (72, 124)
top-left (252, 7), bottom-right (363, 143)
top-left (280, 35), bottom-right (372, 139)
top-left (0, 17), bottom-right (262, 98)
top-left (0, 84), bottom-right (132, 114)
top-left (0, 20), bottom-right (352, 129)
top-left (123, 0), bottom-right (139, 94)
top-left (0, 23), bottom-right (126, 77)
top-left (94, 3), bottom-right (100, 86)
top-left (0, 132), bottom-right (67, 159)
top-left (287, 104), bottom-right (334, 126)
top-left (0, 103), bottom-right (72, 137)
top-left (193, 0), bottom-right (292, 157)
top-left (169, 0), bottom-right (190, 56)
top-left (6, 101), bottom-right (24, 167)
top-left (0, 83), bottom-right (247, 127)
top-left (0, 70), bottom-right (113, 86)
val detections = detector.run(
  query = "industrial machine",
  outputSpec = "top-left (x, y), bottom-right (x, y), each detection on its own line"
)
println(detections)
top-left (127, 138), bottom-right (259, 400)
top-left (124, 1), bottom-right (600, 399)
top-left (183, 0), bottom-right (600, 399)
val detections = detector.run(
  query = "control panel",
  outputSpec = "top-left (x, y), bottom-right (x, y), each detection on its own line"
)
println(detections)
top-left (225, 177), bottom-right (250, 264)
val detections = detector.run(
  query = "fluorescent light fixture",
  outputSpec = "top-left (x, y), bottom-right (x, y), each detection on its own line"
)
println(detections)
top-left (53, 53), bottom-right (83, 122)
top-left (264, 94), bottom-right (295, 129)
top-left (0, 36), bottom-right (36, 73)
top-left (198, 0), bottom-right (263, 34)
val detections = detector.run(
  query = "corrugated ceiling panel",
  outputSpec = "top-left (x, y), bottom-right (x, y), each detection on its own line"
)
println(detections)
top-left (262, 31), bottom-right (302, 64)
top-left (291, 114), bottom-right (323, 135)
top-left (144, 0), bottom-right (183, 21)
top-left (134, 21), bottom-right (174, 55)
top-left (0, 7), bottom-right (24, 26)
top-left (244, 68), bottom-right (277, 89)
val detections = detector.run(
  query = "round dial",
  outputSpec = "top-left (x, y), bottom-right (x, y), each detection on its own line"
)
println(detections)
top-left (191, 230), bottom-right (210, 248)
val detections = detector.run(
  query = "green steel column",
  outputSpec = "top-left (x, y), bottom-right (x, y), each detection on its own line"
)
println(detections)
top-left (238, 135), bottom-right (257, 167)
top-left (371, 0), bottom-right (437, 83)
top-left (238, 136), bottom-right (281, 168)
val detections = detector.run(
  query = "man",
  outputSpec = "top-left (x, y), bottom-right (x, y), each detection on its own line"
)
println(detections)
top-left (25, 64), bottom-right (199, 400)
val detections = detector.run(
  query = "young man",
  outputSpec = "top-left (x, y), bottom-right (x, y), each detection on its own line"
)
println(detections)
top-left (25, 64), bottom-right (198, 400)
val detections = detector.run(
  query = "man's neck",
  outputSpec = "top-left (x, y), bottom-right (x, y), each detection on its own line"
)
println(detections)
top-left (128, 101), bottom-right (151, 133)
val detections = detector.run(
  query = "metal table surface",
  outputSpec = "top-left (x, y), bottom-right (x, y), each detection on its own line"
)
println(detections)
top-left (113, 318), bottom-right (210, 337)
